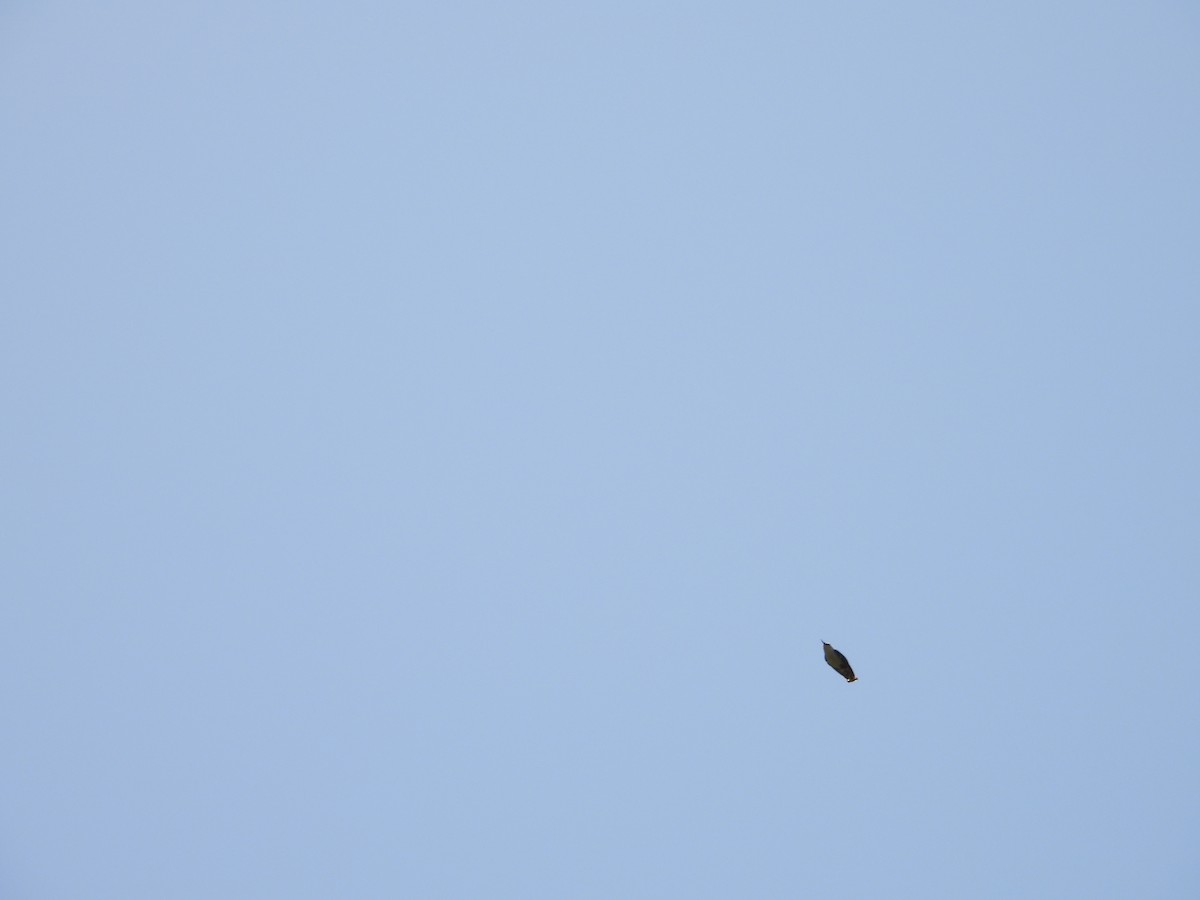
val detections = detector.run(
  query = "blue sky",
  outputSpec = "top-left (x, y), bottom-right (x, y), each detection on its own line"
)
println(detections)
top-left (3, 2), bottom-right (1198, 897)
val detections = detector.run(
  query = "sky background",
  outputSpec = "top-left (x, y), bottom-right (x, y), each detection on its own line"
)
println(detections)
top-left (2, 2), bottom-right (1199, 897)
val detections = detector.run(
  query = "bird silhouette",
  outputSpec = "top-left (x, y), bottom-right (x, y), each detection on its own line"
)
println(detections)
top-left (823, 642), bottom-right (857, 682)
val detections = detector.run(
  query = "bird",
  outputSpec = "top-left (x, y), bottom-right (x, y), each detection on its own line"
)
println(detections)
top-left (823, 642), bottom-right (857, 682)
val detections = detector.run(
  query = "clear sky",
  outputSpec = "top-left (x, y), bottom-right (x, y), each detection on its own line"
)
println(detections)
top-left (3, 3), bottom-right (1198, 897)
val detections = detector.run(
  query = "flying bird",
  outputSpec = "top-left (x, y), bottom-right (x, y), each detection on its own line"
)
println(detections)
top-left (823, 642), bottom-right (857, 682)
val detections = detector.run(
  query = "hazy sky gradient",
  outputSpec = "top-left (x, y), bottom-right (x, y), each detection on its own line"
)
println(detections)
top-left (3, 3), bottom-right (1198, 897)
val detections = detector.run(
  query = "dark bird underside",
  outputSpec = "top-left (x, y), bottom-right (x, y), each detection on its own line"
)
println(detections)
top-left (823, 642), bottom-right (857, 682)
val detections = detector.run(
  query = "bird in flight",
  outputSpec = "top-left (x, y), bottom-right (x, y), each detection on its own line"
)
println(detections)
top-left (823, 642), bottom-right (858, 682)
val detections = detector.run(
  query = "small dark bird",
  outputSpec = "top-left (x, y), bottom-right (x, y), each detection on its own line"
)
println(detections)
top-left (823, 642), bottom-right (857, 682)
